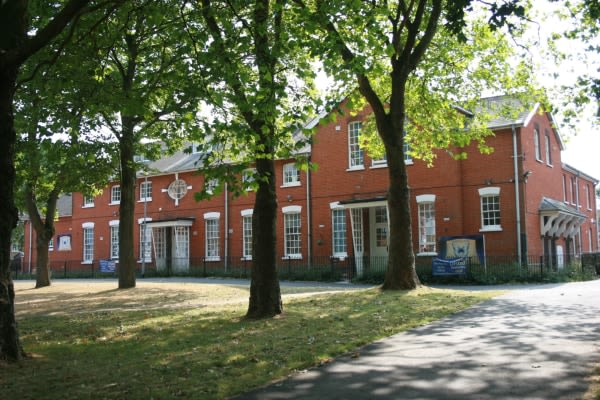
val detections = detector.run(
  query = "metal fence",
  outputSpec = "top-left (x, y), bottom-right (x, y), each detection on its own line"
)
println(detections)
top-left (12, 253), bottom-right (600, 284)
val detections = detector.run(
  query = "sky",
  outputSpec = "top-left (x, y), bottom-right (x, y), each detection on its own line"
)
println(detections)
top-left (530, 2), bottom-right (600, 181)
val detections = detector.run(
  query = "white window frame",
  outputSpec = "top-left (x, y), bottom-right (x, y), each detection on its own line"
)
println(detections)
top-left (330, 202), bottom-right (347, 258)
top-left (563, 175), bottom-right (568, 203)
top-left (139, 180), bottom-right (152, 202)
top-left (82, 222), bottom-right (94, 264)
top-left (242, 168), bottom-right (256, 191)
top-left (204, 212), bottom-right (220, 261)
top-left (205, 178), bottom-right (218, 194)
top-left (110, 185), bottom-right (121, 204)
top-left (403, 132), bottom-right (413, 164)
top-left (282, 163), bottom-right (301, 187)
top-left (370, 148), bottom-right (387, 168)
top-left (173, 226), bottom-right (189, 260)
top-left (416, 195), bottom-right (436, 255)
top-left (479, 187), bottom-right (502, 232)
top-left (48, 238), bottom-right (54, 251)
top-left (545, 131), bottom-right (552, 166)
top-left (138, 218), bottom-right (152, 262)
top-left (534, 128), bottom-right (542, 161)
top-left (83, 195), bottom-right (95, 208)
top-left (109, 220), bottom-right (119, 260)
top-left (347, 121), bottom-right (364, 170)
top-left (283, 205), bottom-right (302, 259)
top-left (241, 209), bottom-right (253, 260)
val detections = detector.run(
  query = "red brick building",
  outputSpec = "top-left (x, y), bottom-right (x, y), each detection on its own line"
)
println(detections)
top-left (22, 96), bottom-right (598, 275)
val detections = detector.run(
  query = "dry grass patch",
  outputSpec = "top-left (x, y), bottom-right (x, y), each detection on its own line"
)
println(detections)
top-left (2, 280), bottom-right (500, 399)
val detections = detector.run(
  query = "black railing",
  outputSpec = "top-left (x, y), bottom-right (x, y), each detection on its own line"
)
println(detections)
top-left (12, 253), bottom-right (600, 284)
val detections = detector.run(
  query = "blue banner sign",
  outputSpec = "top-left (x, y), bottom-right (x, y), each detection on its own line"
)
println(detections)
top-left (432, 257), bottom-right (467, 276)
top-left (99, 259), bottom-right (116, 273)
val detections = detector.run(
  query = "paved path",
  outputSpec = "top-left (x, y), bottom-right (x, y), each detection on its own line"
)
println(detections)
top-left (236, 280), bottom-right (600, 400)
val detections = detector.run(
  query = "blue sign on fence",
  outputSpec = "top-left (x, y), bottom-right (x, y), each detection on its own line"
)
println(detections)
top-left (99, 259), bottom-right (116, 273)
top-left (432, 257), bottom-right (467, 276)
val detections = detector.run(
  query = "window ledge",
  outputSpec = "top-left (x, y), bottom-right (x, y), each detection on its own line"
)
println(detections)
top-left (241, 257), bottom-right (252, 261)
top-left (205, 257), bottom-right (221, 262)
top-left (479, 226), bottom-right (502, 232)
top-left (535, 158), bottom-right (544, 163)
top-left (81, 261), bottom-right (93, 265)
top-left (332, 253), bottom-right (348, 260)
top-left (546, 163), bottom-right (553, 167)
top-left (405, 160), bottom-right (414, 165)
top-left (346, 166), bottom-right (365, 172)
top-left (281, 182), bottom-right (301, 188)
top-left (109, 202), bottom-right (120, 206)
top-left (138, 198), bottom-right (152, 203)
top-left (417, 252), bottom-right (438, 257)
top-left (82, 205), bottom-right (95, 208)
top-left (137, 259), bottom-right (152, 263)
top-left (282, 255), bottom-right (302, 260)
top-left (370, 164), bottom-right (388, 169)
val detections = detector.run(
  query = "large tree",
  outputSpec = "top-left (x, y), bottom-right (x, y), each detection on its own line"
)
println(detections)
top-left (0, 0), bottom-right (117, 363)
top-left (77, 0), bottom-right (202, 289)
top-left (189, 0), bottom-right (316, 318)
top-left (14, 38), bottom-right (117, 289)
top-left (297, 0), bottom-right (536, 289)
top-left (548, 0), bottom-right (599, 127)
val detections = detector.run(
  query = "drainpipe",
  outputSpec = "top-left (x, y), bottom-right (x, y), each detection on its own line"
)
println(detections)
top-left (224, 182), bottom-right (229, 271)
top-left (512, 124), bottom-right (522, 264)
top-left (306, 156), bottom-right (312, 268)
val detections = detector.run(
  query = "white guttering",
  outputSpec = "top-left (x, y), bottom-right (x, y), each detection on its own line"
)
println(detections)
top-left (224, 182), bottom-right (229, 272)
top-left (306, 157), bottom-right (312, 268)
top-left (512, 124), bottom-right (522, 264)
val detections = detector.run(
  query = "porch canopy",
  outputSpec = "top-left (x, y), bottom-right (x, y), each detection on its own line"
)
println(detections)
top-left (145, 217), bottom-right (194, 228)
top-left (539, 197), bottom-right (586, 238)
top-left (339, 195), bottom-right (387, 210)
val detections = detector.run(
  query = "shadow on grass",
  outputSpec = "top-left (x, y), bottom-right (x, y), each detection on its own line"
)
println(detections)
top-left (2, 288), bottom-right (492, 400)
top-left (236, 284), bottom-right (600, 400)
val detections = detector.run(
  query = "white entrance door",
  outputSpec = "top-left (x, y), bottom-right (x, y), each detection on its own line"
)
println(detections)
top-left (556, 245), bottom-right (564, 270)
top-left (370, 206), bottom-right (388, 269)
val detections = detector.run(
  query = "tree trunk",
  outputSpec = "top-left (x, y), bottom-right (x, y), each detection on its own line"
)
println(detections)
top-left (25, 189), bottom-right (59, 289)
top-left (381, 119), bottom-right (420, 290)
top-left (0, 55), bottom-right (25, 363)
top-left (118, 117), bottom-right (137, 289)
top-left (246, 156), bottom-right (282, 318)
top-left (34, 237), bottom-right (51, 288)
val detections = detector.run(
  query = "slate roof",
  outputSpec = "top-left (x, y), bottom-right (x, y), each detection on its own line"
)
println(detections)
top-left (56, 194), bottom-right (73, 217)
top-left (538, 197), bottom-right (587, 218)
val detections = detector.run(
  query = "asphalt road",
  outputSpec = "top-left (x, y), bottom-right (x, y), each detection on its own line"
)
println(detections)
top-left (235, 280), bottom-right (600, 400)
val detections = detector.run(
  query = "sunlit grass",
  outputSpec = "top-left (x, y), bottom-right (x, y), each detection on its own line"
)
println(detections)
top-left (1, 282), bottom-right (499, 399)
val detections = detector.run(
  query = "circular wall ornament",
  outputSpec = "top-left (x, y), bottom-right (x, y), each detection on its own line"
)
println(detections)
top-left (167, 179), bottom-right (188, 200)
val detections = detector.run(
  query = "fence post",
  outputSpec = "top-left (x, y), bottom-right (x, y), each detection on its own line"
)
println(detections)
top-left (203, 257), bottom-right (207, 277)
top-left (91, 260), bottom-right (94, 278)
top-left (330, 257), bottom-right (335, 277)
top-left (63, 261), bottom-right (67, 278)
top-left (539, 255), bottom-right (543, 280)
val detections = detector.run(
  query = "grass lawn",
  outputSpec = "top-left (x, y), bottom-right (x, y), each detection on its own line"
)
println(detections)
top-left (1, 279), bottom-right (500, 399)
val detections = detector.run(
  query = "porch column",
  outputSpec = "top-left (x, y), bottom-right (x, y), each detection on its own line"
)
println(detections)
top-left (349, 208), bottom-right (364, 277)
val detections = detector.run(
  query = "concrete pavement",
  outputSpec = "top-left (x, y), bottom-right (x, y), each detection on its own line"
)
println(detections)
top-left (235, 280), bottom-right (600, 399)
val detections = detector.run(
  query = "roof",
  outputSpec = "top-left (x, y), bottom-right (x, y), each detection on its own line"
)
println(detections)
top-left (56, 194), bottom-right (73, 217)
top-left (562, 163), bottom-right (599, 185)
top-left (539, 197), bottom-right (587, 218)
top-left (479, 95), bottom-right (539, 129)
top-left (477, 95), bottom-right (566, 151)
